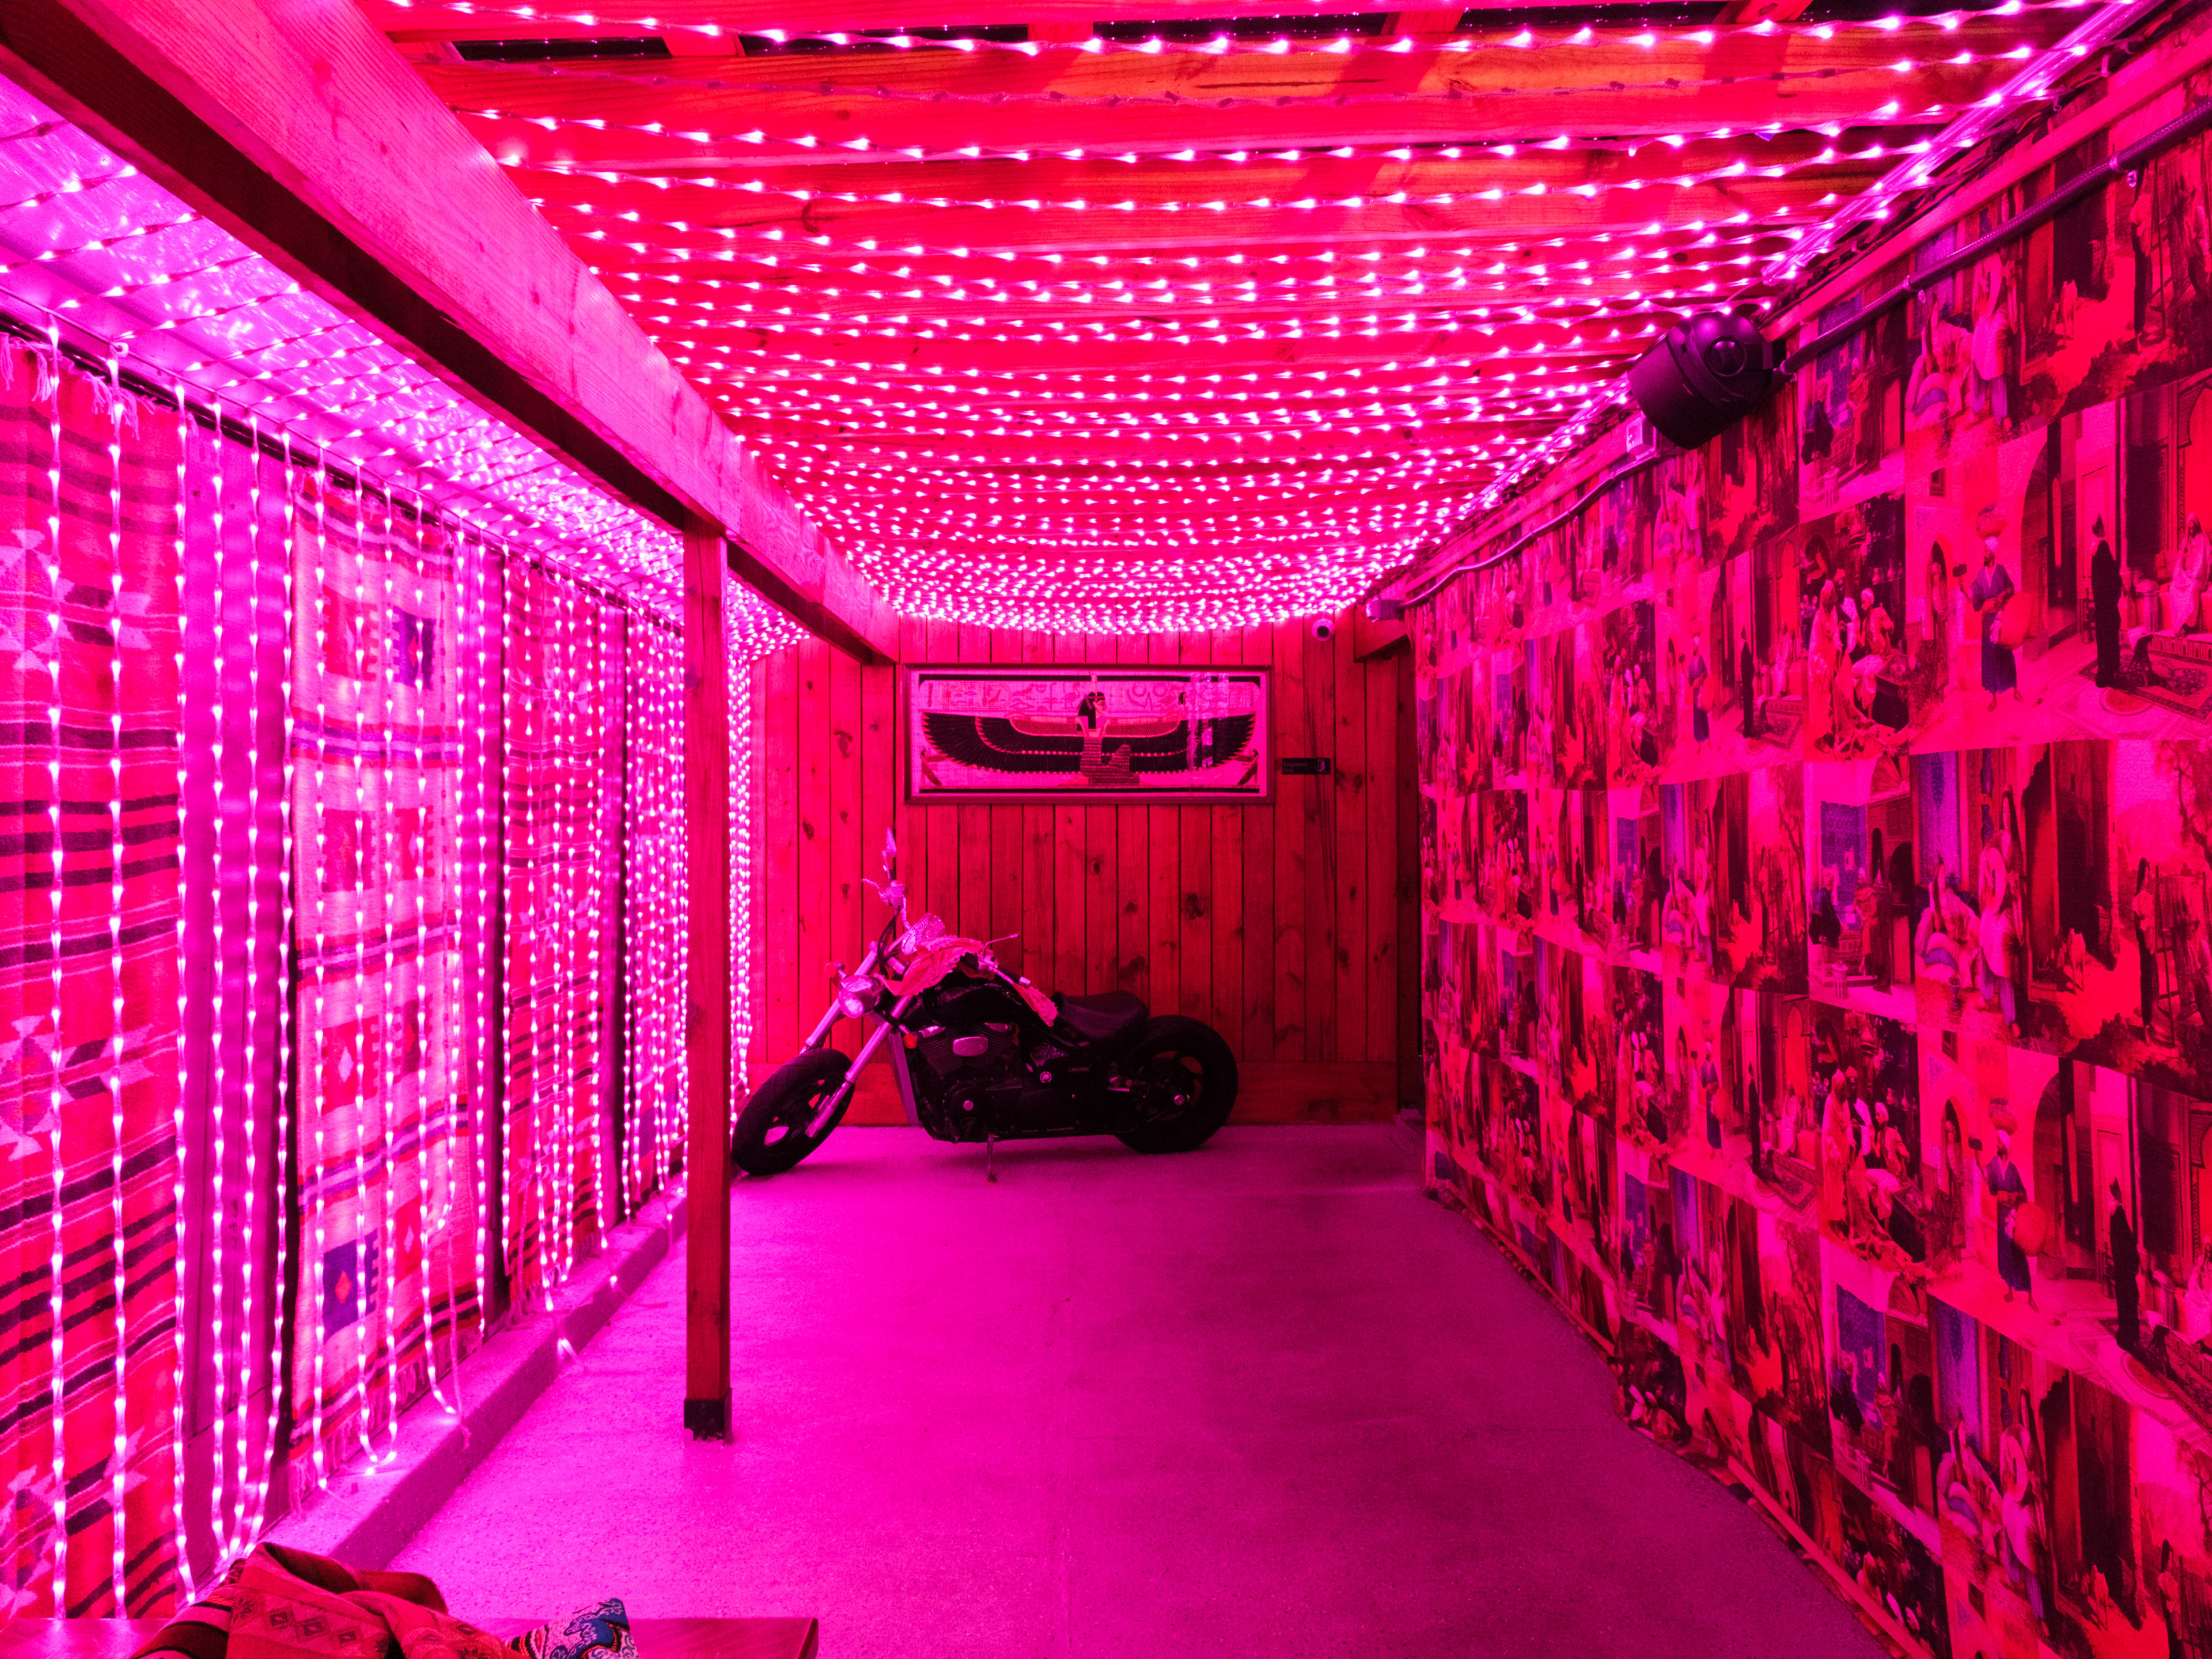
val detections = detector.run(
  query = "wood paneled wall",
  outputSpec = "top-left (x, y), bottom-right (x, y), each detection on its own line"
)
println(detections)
top-left (743, 620), bottom-right (1418, 1123)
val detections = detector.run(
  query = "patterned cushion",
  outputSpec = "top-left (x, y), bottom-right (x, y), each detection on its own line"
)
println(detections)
top-left (505, 1601), bottom-right (635, 1659)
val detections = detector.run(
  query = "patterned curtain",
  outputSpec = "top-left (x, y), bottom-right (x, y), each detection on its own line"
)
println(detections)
top-left (174, 407), bottom-right (292, 1596)
top-left (0, 335), bottom-right (696, 1614)
top-left (0, 346), bottom-right (184, 1615)
top-left (620, 613), bottom-right (684, 1216)
top-left (501, 565), bottom-right (618, 1308)
top-left (286, 475), bottom-right (480, 1486)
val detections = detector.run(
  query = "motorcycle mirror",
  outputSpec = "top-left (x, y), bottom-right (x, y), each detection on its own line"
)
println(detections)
top-left (882, 828), bottom-right (897, 874)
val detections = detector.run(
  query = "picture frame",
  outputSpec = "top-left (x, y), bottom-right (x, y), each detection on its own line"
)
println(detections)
top-left (902, 663), bottom-right (1274, 805)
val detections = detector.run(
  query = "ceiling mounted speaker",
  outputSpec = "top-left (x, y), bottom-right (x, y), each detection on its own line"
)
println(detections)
top-left (1626, 311), bottom-right (1781, 450)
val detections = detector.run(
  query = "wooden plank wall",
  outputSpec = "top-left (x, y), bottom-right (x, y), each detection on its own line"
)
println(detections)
top-left (743, 620), bottom-right (1416, 1124)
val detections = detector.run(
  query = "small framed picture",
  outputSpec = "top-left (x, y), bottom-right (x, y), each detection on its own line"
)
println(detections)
top-left (902, 664), bottom-right (1272, 804)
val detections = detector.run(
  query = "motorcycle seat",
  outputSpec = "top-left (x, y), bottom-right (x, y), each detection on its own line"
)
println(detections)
top-left (1054, 989), bottom-right (1147, 1044)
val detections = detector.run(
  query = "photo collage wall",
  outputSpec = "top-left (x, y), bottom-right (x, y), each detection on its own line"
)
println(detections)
top-left (1415, 88), bottom-right (2212, 1659)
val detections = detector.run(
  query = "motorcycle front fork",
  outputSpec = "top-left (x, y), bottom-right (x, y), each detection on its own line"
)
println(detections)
top-left (804, 991), bottom-right (918, 1137)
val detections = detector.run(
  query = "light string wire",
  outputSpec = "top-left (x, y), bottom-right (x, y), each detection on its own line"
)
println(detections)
top-left (306, 440), bottom-right (332, 1493)
top-left (450, 29), bottom-right (2073, 113)
top-left (366, 478), bottom-right (396, 1466)
top-left (397, 0), bottom-right (2094, 66)
top-left (467, 529), bottom-right (490, 1365)
top-left (418, 497), bottom-right (461, 1421)
top-left (467, 103), bottom-right (1955, 169)
top-left (501, 139), bottom-right (1940, 217)
top-left (103, 349), bottom-right (127, 1616)
top-left (43, 313), bottom-right (68, 1618)
top-left (574, 209), bottom-right (1812, 283)
top-left (203, 350), bottom-right (229, 1571)
top-left (259, 422), bottom-right (299, 1547)
top-left (165, 371), bottom-right (192, 1607)
top-left (232, 409), bottom-right (263, 1558)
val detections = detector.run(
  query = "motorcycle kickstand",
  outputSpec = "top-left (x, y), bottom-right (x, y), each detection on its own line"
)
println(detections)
top-left (986, 1135), bottom-right (997, 1184)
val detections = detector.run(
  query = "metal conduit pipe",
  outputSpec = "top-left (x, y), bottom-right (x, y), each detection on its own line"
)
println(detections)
top-left (1374, 451), bottom-right (1668, 616)
top-left (1781, 96), bottom-right (2212, 375)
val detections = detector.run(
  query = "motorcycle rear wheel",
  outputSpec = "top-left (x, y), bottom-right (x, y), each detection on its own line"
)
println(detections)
top-left (733, 1050), bottom-right (852, 1177)
top-left (1115, 1016), bottom-right (1238, 1153)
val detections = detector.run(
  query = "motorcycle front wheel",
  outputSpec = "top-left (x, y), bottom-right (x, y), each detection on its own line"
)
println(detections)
top-left (1115, 1016), bottom-right (1238, 1154)
top-left (732, 1050), bottom-right (852, 1177)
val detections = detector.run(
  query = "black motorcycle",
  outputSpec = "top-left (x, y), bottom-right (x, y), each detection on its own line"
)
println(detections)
top-left (732, 833), bottom-right (1238, 1177)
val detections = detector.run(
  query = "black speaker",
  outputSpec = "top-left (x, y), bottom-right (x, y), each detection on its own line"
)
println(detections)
top-left (1626, 312), bottom-right (1781, 450)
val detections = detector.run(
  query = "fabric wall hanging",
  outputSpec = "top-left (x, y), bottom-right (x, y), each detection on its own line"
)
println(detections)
top-left (1415, 96), bottom-right (2212, 1659)
top-left (287, 473), bottom-right (480, 1487)
top-left (619, 615), bottom-right (683, 1217)
top-left (501, 565), bottom-right (618, 1310)
top-left (0, 345), bottom-right (184, 1616)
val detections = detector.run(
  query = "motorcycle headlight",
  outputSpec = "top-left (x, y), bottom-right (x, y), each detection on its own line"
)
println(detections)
top-left (837, 974), bottom-right (876, 1019)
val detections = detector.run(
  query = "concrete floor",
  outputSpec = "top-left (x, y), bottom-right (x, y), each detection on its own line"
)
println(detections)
top-left (396, 1126), bottom-right (1882, 1659)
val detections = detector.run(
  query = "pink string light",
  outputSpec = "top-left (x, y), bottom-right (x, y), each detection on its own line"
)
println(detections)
top-left (467, 104), bottom-right (1952, 171)
top-left (233, 410), bottom-right (264, 1557)
top-left (103, 353), bottom-right (128, 1616)
top-left (389, 0), bottom-right (2096, 63)
top-left (503, 143), bottom-right (1908, 218)
top-left (166, 374), bottom-right (193, 1605)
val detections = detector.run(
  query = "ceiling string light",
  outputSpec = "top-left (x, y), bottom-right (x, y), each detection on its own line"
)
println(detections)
top-left (465, 105), bottom-right (1949, 170)
top-left (388, 0), bottom-right (2094, 63)
top-left (502, 141), bottom-right (1919, 217)
top-left (444, 33), bottom-right (2072, 116)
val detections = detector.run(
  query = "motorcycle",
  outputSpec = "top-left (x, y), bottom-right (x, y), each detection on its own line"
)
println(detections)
top-left (732, 831), bottom-right (1239, 1177)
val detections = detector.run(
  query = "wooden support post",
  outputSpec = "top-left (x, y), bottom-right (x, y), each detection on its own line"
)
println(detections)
top-left (683, 516), bottom-right (733, 1440)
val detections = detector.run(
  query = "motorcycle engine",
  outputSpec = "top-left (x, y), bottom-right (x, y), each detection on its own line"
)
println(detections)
top-left (916, 1021), bottom-right (1018, 1082)
top-left (913, 1016), bottom-right (1036, 1130)
top-left (909, 986), bottom-right (1078, 1139)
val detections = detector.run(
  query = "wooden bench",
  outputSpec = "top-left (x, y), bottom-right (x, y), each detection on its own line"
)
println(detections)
top-left (0, 1616), bottom-right (817, 1659)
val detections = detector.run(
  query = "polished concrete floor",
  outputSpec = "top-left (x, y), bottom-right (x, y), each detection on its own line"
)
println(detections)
top-left (397, 1126), bottom-right (1881, 1658)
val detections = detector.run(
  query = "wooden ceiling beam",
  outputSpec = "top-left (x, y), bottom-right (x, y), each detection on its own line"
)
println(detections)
top-left (525, 179), bottom-right (1875, 257)
top-left (418, 43), bottom-right (2044, 146)
top-left (445, 80), bottom-right (1979, 150)
top-left (483, 126), bottom-right (1865, 192)
top-left (0, 0), bottom-right (896, 661)
top-left (463, 113), bottom-right (1932, 175)
top-left (363, 0), bottom-right (1612, 35)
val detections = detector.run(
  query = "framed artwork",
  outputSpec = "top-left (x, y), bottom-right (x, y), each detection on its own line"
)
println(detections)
top-left (903, 663), bottom-right (1272, 804)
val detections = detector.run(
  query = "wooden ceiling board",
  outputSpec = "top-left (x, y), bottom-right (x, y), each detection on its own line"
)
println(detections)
top-left (367, 0), bottom-right (1548, 36)
top-left (418, 22), bottom-right (2061, 137)
top-left (524, 180), bottom-right (1879, 259)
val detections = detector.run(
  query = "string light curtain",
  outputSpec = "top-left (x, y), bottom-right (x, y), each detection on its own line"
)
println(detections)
top-left (0, 341), bottom-right (184, 1618)
top-left (619, 612), bottom-right (684, 1215)
top-left (500, 565), bottom-right (619, 1308)
top-left (287, 471), bottom-right (482, 1494)
top-left (0, 319), bottom-right (741, 1612)
top-left (173, 403), bottom-right (293, 1600)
